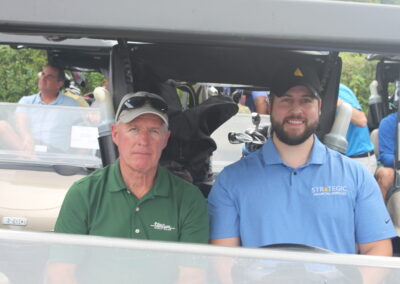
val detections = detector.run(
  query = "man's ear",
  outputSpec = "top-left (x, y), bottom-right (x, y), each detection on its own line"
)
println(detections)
top-left (57, 80), bottom-right (65, 90)
top-left (111, 124), bottom-right (119, 146)
top-left (318, 99), bottom-right (322, 116)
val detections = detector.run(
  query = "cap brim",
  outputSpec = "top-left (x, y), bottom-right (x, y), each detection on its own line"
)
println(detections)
top-left (273, 80), bottom-right (320, 99)
top-left (118, 105), bottom-right (168, 126)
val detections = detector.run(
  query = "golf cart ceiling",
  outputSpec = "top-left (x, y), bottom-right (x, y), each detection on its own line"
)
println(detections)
top-left (1, 0), bottom-right (400, 54)
top-left (0, 33), bottom-right (112, 72)
top-left (129, 44), bottom-right (330, 87)
top-left (0, 32), bottom-right (329, 87)
top-left (368, 54), bottom-right (400, 62)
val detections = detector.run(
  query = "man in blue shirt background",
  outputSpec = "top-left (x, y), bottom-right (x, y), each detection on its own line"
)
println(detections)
top-left (338, 83), bottom-right (376, 175)
top-left (375, 112), bottom-right (397, 199)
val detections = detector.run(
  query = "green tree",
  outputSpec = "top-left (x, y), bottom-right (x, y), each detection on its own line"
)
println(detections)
top-left (339, 52), bottom-right (377, 113)
top-left (81, 72), bottom-right (106, 94)
top-left (0, 46), bottom-right (47, 102)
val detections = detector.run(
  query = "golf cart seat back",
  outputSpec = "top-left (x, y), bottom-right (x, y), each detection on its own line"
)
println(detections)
top-left (160, 88), bottom-right (238, 197)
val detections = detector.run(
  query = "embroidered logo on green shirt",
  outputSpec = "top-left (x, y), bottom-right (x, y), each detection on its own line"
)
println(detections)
top-left (150, 222), bottom-right (176, 231)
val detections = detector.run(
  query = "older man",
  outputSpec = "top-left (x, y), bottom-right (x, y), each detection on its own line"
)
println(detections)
top-left (209, 65), bottom-right (395, 256)
top-left (55, 91), bottom-right (208, 242)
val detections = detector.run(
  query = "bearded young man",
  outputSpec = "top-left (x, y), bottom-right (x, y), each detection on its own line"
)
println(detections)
top-left (208, 65), bottom-right (395, 256)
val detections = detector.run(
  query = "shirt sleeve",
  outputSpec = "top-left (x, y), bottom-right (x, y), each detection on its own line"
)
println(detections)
top-left (179, 187), bottom-right (209, 244)
top-left (378, 115), bottom-right (396, 167)
top-left (54, 182), bottom-right (89, 234)
top-left (208, 170), bottom-right (240, 240)
top-left (338, 86), bottom-right (362, 110)
top-left (16, 96), bottom-right (31, 113)
top-left (251, 91), bottom-right (268, 100)
top-left (354, 168), bottom-right (396, 243)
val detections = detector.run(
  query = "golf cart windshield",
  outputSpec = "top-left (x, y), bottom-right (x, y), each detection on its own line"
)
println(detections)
top-left (0, 103), bottom-right (102, 169)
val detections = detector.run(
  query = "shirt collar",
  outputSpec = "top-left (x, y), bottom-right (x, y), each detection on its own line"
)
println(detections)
top-left (36, 92), bottom-right (63, 105)
top-left (108, 160), bottom-right (169, 198)
top-left (263, 134), bottom-right (326, 166)
top-left (150, 166), bottom-right (170, 197)
top-left (107, 159), bottom-right (127, 192)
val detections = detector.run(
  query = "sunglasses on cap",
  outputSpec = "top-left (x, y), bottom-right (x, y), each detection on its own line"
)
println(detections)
top-left (120, 94), bottom-right (168, 114)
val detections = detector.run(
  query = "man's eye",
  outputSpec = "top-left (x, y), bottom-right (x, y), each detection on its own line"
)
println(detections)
top-left (129, 127), bottom-right (139, 133)
top-left (150, 129), bottom-right (161, 135)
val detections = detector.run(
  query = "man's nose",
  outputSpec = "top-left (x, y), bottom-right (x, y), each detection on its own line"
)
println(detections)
top-left (137, 131), bottom-right (150, 144)
top-left (290, 101), bottom-right (303, 113)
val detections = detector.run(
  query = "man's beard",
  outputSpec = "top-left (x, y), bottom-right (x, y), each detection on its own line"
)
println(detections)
top-left (271, 115), bottom-right (319, 145)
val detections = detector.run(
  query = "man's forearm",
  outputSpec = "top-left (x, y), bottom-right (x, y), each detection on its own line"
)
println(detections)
top-left (358, 239), bottom-right (393, 256)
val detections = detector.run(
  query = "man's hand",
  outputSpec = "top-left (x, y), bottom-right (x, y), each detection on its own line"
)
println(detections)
top-left (357, 240), bottom-right (393, 284)
top-left (46, 263), bottom-right (77, 284)
top-left (210, 237), bottom-right (241, 284)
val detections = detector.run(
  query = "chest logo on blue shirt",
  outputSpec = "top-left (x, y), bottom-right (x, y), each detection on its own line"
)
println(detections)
top-left (311, 186), bottom-right (348, 196)
top-left (150, 222), bottom-right (176, 231)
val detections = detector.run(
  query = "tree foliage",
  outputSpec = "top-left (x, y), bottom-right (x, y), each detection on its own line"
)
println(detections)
top-left (339, 52), bottom-right (377, 113)
top-left (81, 72), bottom-right (106, 94)
top-left (0, 46), bottom-right (47, 102)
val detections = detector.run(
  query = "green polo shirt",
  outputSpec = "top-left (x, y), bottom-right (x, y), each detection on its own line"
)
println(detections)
top-left (55, 160), bottom-right (209, 243)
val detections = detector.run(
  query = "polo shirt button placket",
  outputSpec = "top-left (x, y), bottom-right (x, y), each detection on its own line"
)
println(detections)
top-left (135, 228), bottom-right (140, 234)
top-left (290, 170), bottom-right (298, 186)
top-left (135, 207), bottom-right (140, 212)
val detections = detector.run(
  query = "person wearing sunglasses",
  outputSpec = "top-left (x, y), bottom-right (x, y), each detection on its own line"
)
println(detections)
top-left (54, 91), bottom-right (209, 243)
top-left (48, 92), bottom-right (209, 283)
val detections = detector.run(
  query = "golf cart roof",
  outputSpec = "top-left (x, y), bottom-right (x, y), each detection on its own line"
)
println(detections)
top-left (367, 54), bottom-right (400, 62)
top-left (0, 0), bottom-right (400, 54)
top-left (0, 33), bottom-right (113, 72)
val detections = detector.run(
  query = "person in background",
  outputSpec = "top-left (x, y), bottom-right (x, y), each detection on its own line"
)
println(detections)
top-left (240, 90), bottom-right (269, 114)
top-left (0, 64), bottom-right (78, 152)
top-left (251, 90), bottom-right (269, 114)
top-left (337, 83), bottom-right (377, 175)
top-left (375, 112), bottom-right (397, 200)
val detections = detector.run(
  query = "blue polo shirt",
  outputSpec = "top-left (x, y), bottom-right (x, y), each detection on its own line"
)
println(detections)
top-left (16, 92), bottom-right (79, 152)
top-left (18, 92), bottom-right (79, 106)
top-left (208, 135), bottom-right (395, 254)
top-left (338, 84), bottom-right (374, 157)
top-left (378, 112), bottom-right (397, 167)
